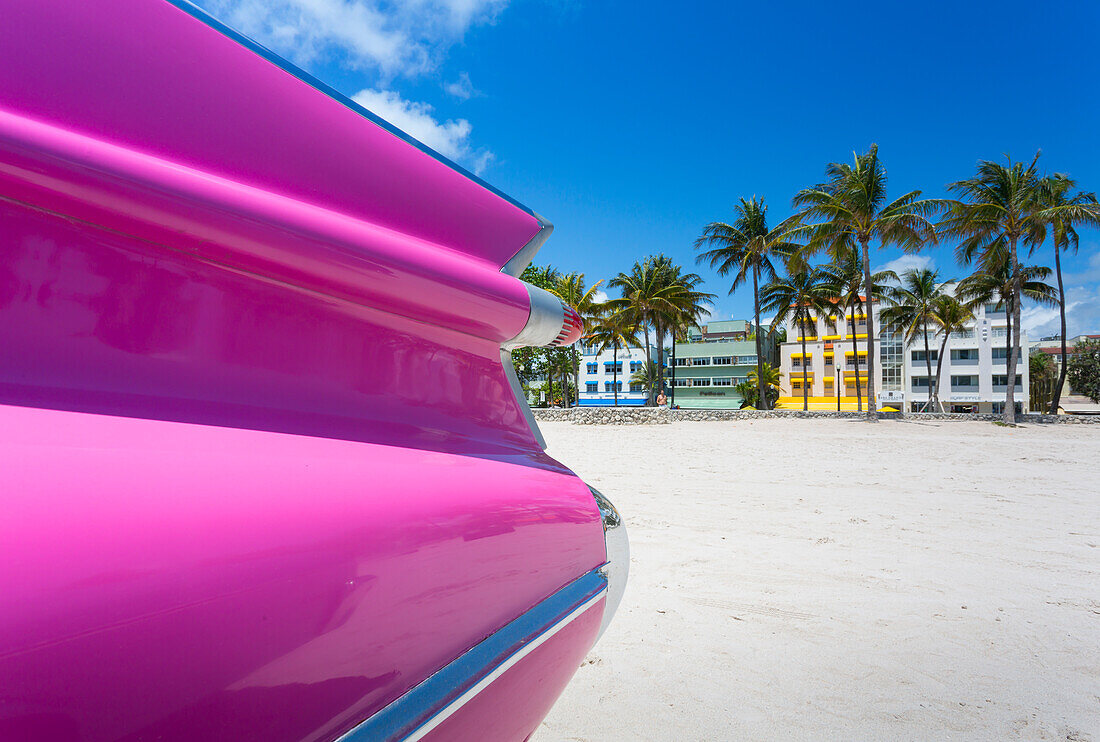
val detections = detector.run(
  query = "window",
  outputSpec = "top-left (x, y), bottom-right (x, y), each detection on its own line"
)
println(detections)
top-left (712, 356), bottom-right (733, 365)
top-left (992, 402), bottom-right (1023, 414)
top-left (792, 381), bottom-right (803, 390)
top-left (691, 378), bottom-right (711, 387)
top-left (630, 361), bottom-right (642, 373)
top-left (984, 302), bottom-right (1006, 315)
top-left (603, 362), bottom-right (622, 373)
top-left (991, 347), bottom-right (1022, 360)
top-left (691, 357), bottom-right (711, 366)
top-left (585, 382), bottom-right (598, 393)
top-left (951, 375), bottom-right (979, 388)
top-left (950, 348), bottom-right (979, 361)
top-left (675, 357), bottom-right (688, 367)
top-left (630, 383), bottom-right (644, 392)
top-left (736, 355), bottom-right (758, 365)
top-left (712, 377), bottom-right (732, 386)
top-left (992, 327), bottom-right (1009, 338)
top-left (603, 381), bottom-right (622, 392)
top-left (674, 378), bottom-right (691, 387)
top-left (991, 375), bottom-right (1022, 388)
top-left (911, 376), bottom-right (937, 391)
top-left (586, 362), bottom-right (598, 374)
top-left (955, 329), bottom-right (975, 339)
top-left (911, 350), bottom-right (938, 362)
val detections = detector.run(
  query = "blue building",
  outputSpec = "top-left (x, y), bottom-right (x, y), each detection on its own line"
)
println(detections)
top-left (576, 342), bottom-right (655, 406)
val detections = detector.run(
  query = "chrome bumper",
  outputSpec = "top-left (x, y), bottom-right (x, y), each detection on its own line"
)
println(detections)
top-left (589, 486), bottom-right (628, 641)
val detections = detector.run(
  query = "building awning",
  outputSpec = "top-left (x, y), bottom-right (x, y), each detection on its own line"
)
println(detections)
top-left (844, 350), bottom-right (868, 356)
top-left (790, 352), bottom-right (811, 358)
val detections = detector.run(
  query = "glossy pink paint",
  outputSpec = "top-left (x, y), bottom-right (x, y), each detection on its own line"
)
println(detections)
top-left (0, 0), bottom-right (606, 739)
top-left (0, 405), bottom-right (605, 740)
top-left (419, 602), bottom-right (604, 742)
top-left (0, 0), bottom-right (542, 269)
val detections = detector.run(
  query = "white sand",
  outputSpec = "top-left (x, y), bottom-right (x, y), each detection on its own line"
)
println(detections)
top-left (536, 419), bottom-right (1100, 741)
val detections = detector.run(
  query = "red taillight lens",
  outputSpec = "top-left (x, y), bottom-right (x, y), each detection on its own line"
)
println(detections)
top-left (547, 303), bottom-right (583, 347)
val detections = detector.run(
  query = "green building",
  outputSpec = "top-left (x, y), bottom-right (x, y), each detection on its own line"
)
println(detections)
top-left (669, 320), bottom-right (778, 408)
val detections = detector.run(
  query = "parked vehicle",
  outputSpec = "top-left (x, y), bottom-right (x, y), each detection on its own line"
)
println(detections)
top-left (0, 1), bottom-right (627, 740)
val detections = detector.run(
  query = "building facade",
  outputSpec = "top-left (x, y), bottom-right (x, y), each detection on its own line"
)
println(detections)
top-left (907, 302), bottom-right (1028, 413)
top-left (576, 342), bottom-right (654, 406)
top-left (777, 300), bottom-right (887, 410)
top-left (777, 299), bottom-right (1029, 413)
top-left (670, 320), bottom-right (777, 408)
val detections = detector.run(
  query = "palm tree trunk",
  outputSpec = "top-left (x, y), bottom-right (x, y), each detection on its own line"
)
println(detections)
top-left (921, 330), bottom-right (933, 412)
top-left (860, 238), bottom-right (878, 420)
top-left (753, 263), bottom-right (767, 411)
top-left (613, 345), bottom-right (619, 406)
top-left (670, 333), bottom-right (677, 407)
top-left (1050, 244), bottom-right (1068, 413)
top-left (643, 322), bottom-right (652, 406)
top-left (933, 333), bottom-right (950, 412)
top-left (850, 300), bottom-right (863, 412)
top-left (1004, 235), bottom-right (1022, 424)
top-left (573, 348), bottom-right (580, 411)
top-left (801, 327), bottom-right (808, 411)
top-left (655, 318), bottom-right (664, 403)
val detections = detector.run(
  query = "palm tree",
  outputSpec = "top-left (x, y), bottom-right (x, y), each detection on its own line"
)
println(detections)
top-left (819, 248), bottom-right (897, 412)
top-left (1035, 175), bottom-right (1100, 413)
top-left (881, 268), bottom-right (950, 412)
top-left (940, 154), bottom-right (1045, 424)
top-left (1029, 350), bottom-right (1059, 412)
top-left (925, 295), bottom-right (975, 412)
top-left (760, 265), bottom-right (833, 410)
top-left (629, 360), bottom-right (660, 402)
top-left (587, 312), bottom-right (642, 406)
top-left (794, 144), bottom-right (939, 420)
top-left (744, 361), bottom-right (782, 409)
top-left (651, 259), bottom-right (714, 400)
top-left (554, 272), bottom-right (606, 409)
top-left (956, 256), bottom-right (1058, 392)
top-left (607, 256), bottom-right (713, 404)
top-left (694, 197), bottom-right (803, 411)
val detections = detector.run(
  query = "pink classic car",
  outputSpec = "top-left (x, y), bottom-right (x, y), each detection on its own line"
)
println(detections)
top-left (0, 1), bottom-right (627, 740)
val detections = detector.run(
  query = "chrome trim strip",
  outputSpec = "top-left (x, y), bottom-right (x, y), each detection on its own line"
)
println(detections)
top-left (501, 213), bottom-right (554, 277)
top-left (589, 487), bottom-right (629, 642)
top-left (337, 570), bottom-right (608, 742)
top-left (161, 0), bottom-right (537, 220)
top-left (500, 348), bottom-right (547, 449)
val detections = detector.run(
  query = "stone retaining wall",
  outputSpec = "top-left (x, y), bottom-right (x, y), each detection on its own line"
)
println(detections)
top-left (530, 408), bottom-right (1099, 425)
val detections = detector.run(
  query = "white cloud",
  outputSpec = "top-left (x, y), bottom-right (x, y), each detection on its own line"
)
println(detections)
top-left (199, 0), bottom-right (507, 78)
top-left (351, 88), bottom-right (493, 173)
top-left (1063, 246), bottom-right (1100, 285)
top-left (592, 289), bottom-right (609, 304)
top-left (1021, 284), bottom-right (1100, 339)
top-left (444, 72), bottom-right (480, 101)
top-left (878, 253), bottom-right (934, 278)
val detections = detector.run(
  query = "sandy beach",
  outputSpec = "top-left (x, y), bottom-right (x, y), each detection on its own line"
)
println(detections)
top-left (536, 419), bottom-right (1100, 741)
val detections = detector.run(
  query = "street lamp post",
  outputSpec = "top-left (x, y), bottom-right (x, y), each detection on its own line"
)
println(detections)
top-left (836, 365), bottom-right (841, 412)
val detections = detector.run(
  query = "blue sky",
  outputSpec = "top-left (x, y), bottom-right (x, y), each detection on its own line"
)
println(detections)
top-left (193, 0), bottom-right (1100, 338)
